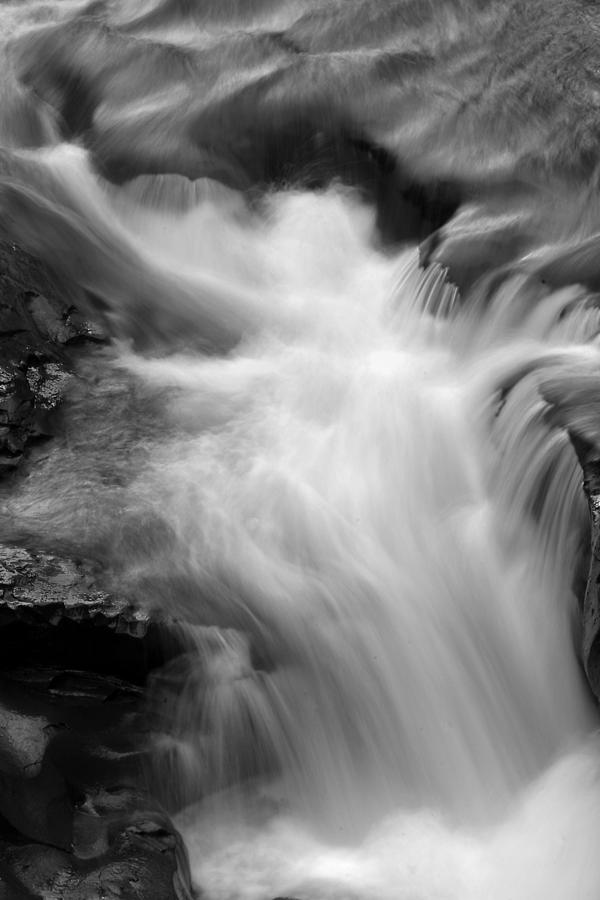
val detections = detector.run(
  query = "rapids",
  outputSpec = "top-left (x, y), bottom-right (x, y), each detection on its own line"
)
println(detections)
top-left (3, 1), bottom-right (600, 898)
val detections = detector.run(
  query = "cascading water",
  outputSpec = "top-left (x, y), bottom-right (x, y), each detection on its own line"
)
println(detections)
top-left (3, 1), bottom-right (600, 898)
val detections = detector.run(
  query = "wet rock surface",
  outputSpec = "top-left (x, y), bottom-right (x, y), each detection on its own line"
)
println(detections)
top-left (0, 544), bottom-right (163, 687)
top-left (0, 666), bottom-right (194, 899)
top-left (0, 548), bottom-right (195, 898)
top-left (574, 441), bottom-right (600, 700)
top-left (0, 544), bottom-right (149, 635)
top-left (0, 241), bottom-right (194, 898)
top-left (0, 240), bottom-right (106, 476)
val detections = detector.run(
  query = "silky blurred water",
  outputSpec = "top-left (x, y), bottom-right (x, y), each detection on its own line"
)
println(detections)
top-left (3, 1), bottom-right (600, 898)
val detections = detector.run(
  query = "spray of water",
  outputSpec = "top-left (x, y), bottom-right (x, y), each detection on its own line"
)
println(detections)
top-left (3, 145), bottom-right (600, 897)
top-left (4, 1), bottom-right (600, 891)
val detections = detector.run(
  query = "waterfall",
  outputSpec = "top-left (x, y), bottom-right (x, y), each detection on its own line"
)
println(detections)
top-left (3, 1), bottom-right (600, 898)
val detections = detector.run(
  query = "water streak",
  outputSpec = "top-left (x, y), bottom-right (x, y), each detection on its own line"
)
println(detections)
top-left (3, 2), bottom-right (600, 898)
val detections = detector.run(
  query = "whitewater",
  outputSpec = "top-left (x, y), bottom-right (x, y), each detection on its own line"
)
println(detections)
top-left (3, 1), bottom-right (600, 898)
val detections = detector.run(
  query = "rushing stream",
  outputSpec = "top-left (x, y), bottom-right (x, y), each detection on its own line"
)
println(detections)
top-left (3, 1), bottom-right (600, 898)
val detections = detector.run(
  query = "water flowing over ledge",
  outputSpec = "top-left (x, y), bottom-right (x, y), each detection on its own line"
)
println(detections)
top-left (3, 2), bottom-right (600, 899)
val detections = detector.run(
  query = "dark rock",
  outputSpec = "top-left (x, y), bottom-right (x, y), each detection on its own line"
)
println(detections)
top-left (0, 699), bottom-right (55, 778)
top-left (0, 544), bottom-right (149, 636)
top-left (574, 441), bottom-right (600, 698)
top-left (0, 540), bottom-right (194, 708)
top-left (0, 543), bottom-right (181, 692)
top-left (0, 843), bottom-right (75, 899)
top-left (0, 757), bottom-right (73, 850)
top-left (0, 832), bottom-right (193, 899)
top-left (0, 241), bottom-right (106, 476)
top-left (0, 664), bottom-right (194, 899)
top-left (0, 525), bottom-right (194, 897)
top-left (0, 237), bottom-right (175, 886)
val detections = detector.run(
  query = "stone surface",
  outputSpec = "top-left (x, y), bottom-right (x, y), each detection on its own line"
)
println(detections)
top-left (0, 240), bottom-right (106, 476)
top-left (0, 534), bottom-right (193, 896)
top-left (0, 702), bottom-right (55, 778)
top-left (0, 666), bottom-right (195, 900)
top-left (0, 544), bottom-right (149, 636)
top-left (0, 757), bottom-right (73, 849)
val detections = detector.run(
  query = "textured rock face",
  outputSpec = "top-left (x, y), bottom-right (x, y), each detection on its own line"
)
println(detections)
top-left (0, 544), bottom-right (149, 635)
top-left (0, 543), bottom-right (163, 693)
top-left (0, 240), bottom-right (105, 475)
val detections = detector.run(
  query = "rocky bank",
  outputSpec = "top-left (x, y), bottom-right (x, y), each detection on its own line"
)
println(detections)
top-left (0, 241), bottom-right (193, 899)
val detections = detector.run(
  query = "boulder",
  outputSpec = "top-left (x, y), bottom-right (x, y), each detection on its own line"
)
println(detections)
top-left (0, 664), bottom-right (194, 900)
